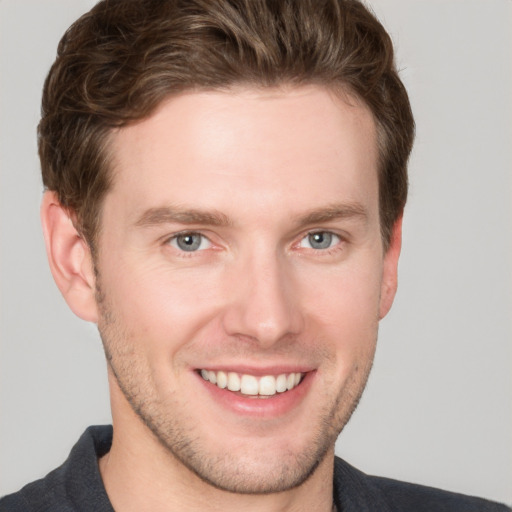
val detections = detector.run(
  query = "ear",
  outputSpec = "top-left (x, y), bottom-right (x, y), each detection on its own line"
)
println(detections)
top-left (40, 191), bottom-right (98, 323)
top-left (379, 216), bottom-right (403, 320)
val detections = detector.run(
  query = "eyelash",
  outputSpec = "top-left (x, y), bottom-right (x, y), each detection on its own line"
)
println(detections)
top-left (166, 231), bottom-right (212, 254)
top-left (298, 231), bottom-right (342, 250)
top-left (163, 230), bottom-right (345, 256)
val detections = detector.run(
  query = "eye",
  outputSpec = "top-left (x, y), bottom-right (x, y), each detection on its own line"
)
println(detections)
top-left (299, 231), bottom-right (341, 250)
top-left (169, 232), bottom-right (211, 252)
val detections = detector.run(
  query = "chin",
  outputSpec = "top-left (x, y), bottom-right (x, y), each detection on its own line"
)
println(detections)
top-left (163, 436), bottom-right (333, 495)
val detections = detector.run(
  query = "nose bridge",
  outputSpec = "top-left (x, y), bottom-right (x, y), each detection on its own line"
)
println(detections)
top-left (223, 243), bottom-right (302, 347)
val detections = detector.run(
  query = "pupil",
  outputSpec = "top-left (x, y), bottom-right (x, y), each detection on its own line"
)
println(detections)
top-left (177, 233), bottom-right (201, 251)
top-left (309, 232), bottom-right (331, 249)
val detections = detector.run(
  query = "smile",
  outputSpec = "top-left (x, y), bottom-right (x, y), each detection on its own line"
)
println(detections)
top-left (200, 369), bottom-right (304, 396)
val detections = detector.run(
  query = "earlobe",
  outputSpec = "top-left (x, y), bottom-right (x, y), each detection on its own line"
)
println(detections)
top-left (379, 216), bottom-right (403, 320)
top-left (40, 191), bottom-right (98, 323)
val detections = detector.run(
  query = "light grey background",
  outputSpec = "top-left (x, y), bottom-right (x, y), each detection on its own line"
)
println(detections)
top-left (1, 0), bottom-right (511, 505)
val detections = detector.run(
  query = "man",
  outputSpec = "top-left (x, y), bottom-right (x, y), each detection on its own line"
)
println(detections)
top-left (0, 0), bottom-right (509, 511)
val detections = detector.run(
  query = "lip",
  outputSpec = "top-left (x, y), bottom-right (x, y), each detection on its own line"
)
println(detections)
top-left (194, 367), bottom-right (316, 418)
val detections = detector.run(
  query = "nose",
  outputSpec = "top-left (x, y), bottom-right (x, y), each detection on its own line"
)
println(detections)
top-left (221, 250), bottom-right (304, 348)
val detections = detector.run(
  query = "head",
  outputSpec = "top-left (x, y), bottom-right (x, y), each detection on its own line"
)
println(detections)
top-left (39, 0), bottom-right (414, 252)
top-left (39, 0), bottom-right (414, 499)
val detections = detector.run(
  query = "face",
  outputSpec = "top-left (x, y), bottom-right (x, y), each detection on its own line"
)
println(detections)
top-left (93, 86), bottom-right (399, 494)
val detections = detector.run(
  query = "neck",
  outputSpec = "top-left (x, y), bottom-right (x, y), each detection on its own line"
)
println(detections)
top-left (100, 382), bottom-right (335, 512)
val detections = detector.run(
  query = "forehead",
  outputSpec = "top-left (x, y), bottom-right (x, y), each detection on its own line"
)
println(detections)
top-left (106, 85), bottom-right (378, 225)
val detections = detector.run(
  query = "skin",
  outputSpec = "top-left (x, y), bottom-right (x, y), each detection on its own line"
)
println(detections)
top-left (41, 85), bottom-right (402, 512)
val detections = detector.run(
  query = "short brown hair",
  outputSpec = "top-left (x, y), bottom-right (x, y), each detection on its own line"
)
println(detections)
top-left (39, 0), bottom-right (414, 249)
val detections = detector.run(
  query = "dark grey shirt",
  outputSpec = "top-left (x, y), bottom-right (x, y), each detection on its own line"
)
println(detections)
top-left (1, 426), bottom-right (509, 511)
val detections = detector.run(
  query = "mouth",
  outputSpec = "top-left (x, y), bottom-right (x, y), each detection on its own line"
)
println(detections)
top-left (199, 369), bottom-right (305, 397)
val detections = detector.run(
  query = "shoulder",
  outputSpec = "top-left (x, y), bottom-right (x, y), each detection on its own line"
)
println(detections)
top-left (333, 456), bottom-right (511, 512)
top-left (0, 464), bottom-right (73, 512)
top-left (367, 474), bottom-right (510, 512)
top-left (0, 426), bottom-right (113, 512)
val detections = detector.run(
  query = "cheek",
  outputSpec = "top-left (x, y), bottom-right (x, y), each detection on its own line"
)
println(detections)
top-left (300, 260), bottom-right (382, 328)
top-left (297, 260), bottom-right (382, 370)
top-left (99, 258), bottom-right (226, 345)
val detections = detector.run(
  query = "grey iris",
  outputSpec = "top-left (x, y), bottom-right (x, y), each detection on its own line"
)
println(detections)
top-left (308, 232), bottom-right (332, 249)
top-left (176, 233), bottom-right (202, 251)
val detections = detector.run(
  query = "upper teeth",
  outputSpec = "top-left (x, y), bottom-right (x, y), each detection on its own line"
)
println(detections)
top-left (200, 370), bottom-right (303, 396)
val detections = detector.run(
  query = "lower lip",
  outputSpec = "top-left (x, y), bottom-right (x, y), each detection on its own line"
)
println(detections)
top-left (195, 371), bottom-right (315, 418)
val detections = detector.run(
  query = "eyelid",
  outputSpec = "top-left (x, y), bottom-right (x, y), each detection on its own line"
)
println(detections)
top-left (294, 229), bottom-right (347, 255)
top-left (165, 230), bottom-right (213, 252)
top-left (161, 228), bottom-right (346, 255)
top-left (301, 230), bottom-right (339, 246)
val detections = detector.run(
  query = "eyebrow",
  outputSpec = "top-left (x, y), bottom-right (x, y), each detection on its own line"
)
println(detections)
top-left (134, 202), bottom-right (368, 230)
top-left (134, 206), bottom-right (232, 228)
top-left (296, 203), bottom-right (368, 227)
